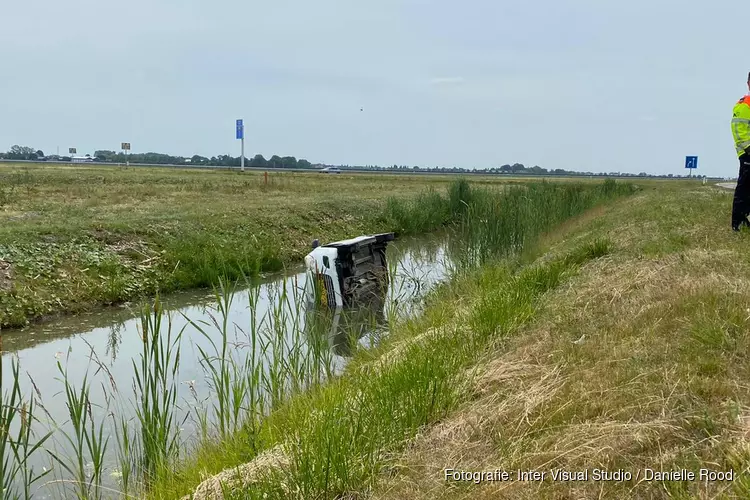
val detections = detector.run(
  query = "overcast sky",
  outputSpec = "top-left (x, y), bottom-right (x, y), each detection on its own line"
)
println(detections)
top-left (0, 0), bottom-right (746, 176)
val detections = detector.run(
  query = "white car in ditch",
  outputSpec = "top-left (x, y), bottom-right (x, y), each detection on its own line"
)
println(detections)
top-left (304, 233), bottom-right (394, 309)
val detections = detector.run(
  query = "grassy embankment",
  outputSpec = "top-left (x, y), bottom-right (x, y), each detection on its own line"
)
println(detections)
top-left (141, 178), bottom-right (637, 499)
top-left (371, 181), bottom-right (750, 499)
top-left (6, 166), bottom-right (735, 499)
top-left (0, 174), bottom-right (636, 499)
top-left (0, 164), bottom-right (532, 328)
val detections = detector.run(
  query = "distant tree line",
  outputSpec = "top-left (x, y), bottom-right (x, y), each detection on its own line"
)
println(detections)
top-left (338, 163), bottom-right (709, 179)
top-left (90, 151), bottom-right (315, 169)
top-left (0, 145), bottom-right (316, 169)
top-left (0, 145), bottom-right (715, 178)
top-left (0, 145), bottom-right (46, 161)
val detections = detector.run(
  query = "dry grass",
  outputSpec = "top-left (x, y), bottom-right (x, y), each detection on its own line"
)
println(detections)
top-left (370, 182), bottom-right (750, 499)
top-left (181, 445), bottom-right (290, 500)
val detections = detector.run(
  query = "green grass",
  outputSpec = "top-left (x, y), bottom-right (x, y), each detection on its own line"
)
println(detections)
top-left (456, 179), bottom-right (636, 266)
top-left (370, 181), bottom-right (750, 500)
top-left (179, 240), bottom-right (612, 500)
top-left (0, 171), bottom-right (638, 499)
top-left (142, 180), bottom-right (634, 499)
top-left (0, 165), bottom-right (633, 328)
top-left (0, 165), bottom-right (516, 328)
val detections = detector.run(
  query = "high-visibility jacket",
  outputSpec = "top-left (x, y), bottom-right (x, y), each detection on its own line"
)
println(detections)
top-left (732, 95), bottom-right (750, 156)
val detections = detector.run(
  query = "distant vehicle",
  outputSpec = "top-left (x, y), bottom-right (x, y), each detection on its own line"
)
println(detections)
top-left (319, 167), bottom-right (341, 174)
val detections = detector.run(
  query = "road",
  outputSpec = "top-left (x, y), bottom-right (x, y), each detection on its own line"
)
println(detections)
top-left (717, 182), bottom-right (737, 190)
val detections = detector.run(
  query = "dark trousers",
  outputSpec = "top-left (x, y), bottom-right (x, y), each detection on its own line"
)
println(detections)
top-left (733, 154), bottom-right (750, 230)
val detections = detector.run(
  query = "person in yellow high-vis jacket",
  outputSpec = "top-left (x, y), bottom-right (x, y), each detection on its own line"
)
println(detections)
top-left (731, 72), bottom-right (750, 230)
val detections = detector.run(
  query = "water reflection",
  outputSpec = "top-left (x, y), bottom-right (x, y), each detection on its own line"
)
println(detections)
top-left (304, 271), bottom-right (389, 358)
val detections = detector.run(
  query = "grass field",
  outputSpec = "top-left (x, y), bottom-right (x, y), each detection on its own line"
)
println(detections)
top-left (138, 178), bottom-right (636, 499)
top-left (369, 181), bottom-right (750, 499)
top-left (0, 164), bottom-right (536, 328)
top-left (0, 165), bottom-right (641, 499)
top-left (2, 164), bottom-right (746, 499)
top-left (131, 178), bottom-right (750, 500)
top-left (0, 163), bottom-right (637, 329)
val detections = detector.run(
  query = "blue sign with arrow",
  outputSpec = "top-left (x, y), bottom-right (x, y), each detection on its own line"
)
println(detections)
top-left (236, 119), bottom-right (244, 140)
top-left (685, 156), bottom-right (698, 169)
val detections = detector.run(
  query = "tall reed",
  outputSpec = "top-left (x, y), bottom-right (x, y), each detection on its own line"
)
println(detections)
top-left (49, 354), bottom-right (109, 500)
top-left (132, 297), bottom-right (184, 484)
top-left (455, 179), bottom-right (635, 266)
top-left (0, 351), bottom-right (52, 500)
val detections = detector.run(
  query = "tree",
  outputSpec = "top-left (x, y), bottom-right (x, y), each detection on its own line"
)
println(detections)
top-left (35, 150), bottom-right (45, 158)
top-left (10, 145), bottom-right (34, 156)
top-left (281, 156), bottom-right (297, 168)
top-left (215, 154), bottom-right (237, 167)
top-left (7, 145), bottom-right (37, 160)
top-left (269, 155), bottom-right (283, 168)
top-left (95, 150), bottom-right (117, 162)
top-left (249, 154), bottom-right (267, 167)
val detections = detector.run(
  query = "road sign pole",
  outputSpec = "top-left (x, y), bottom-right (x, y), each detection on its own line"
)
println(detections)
top-left (685, 156), bottom-right (698, 178)
top-left (236, 119), bottom-right (245, 172)
top-left (121, 143), bottom-right (131, 167)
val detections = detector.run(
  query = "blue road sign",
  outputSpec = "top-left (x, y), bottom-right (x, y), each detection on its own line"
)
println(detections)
top-left (236, 119), bottom-right (244, 140)
top-left (685, 156), bottom-right (698, 169)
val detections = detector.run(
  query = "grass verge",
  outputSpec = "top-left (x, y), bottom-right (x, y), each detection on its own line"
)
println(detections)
top-left (0, 172), bottom-right (637, 499)
top-left (146, 180), bottom-right (634, 499)
top-left (150, 239), bottom-right (614, 500)
top-left (371, 181), bottom-right (750, 499)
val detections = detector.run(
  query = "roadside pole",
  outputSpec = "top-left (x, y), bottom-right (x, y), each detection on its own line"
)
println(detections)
top-left (237, 119), bottom-right (245, 172)
top-left (122, 142), bottom-right (131, 167)
top-left (685, 156), bottom-right (697, 178)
